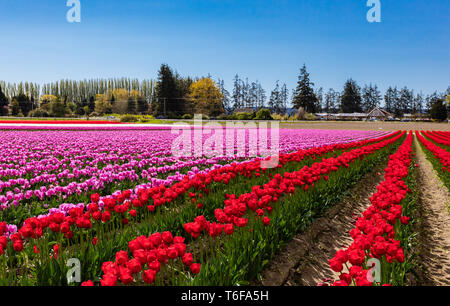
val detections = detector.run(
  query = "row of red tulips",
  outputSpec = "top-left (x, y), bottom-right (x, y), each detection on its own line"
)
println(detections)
top-left (422, 131), bottom-right (450, 146)
top-left (184, 132), bottom-right (406, 238)
top-left (81, 231), bottom-right (201, 286)
top-left (0, 131), bottom-right (402, 285)
top-left (0, 132), bottom-right (400, 255)
top-left (417, 131), bottom-right (450, 173)
top-left (416, 131), bottom-right (450, 191)
top-left (86, 131), bottom-right (404, 286)
top-left (327, 131), bottom-right (415, 286)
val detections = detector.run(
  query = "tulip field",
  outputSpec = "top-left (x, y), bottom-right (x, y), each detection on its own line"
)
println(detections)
top-left (0, 124), bottom-right (449, 286)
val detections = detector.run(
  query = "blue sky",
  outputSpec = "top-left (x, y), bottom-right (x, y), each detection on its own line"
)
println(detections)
top-left (0, 0), bottom-right (449, 100)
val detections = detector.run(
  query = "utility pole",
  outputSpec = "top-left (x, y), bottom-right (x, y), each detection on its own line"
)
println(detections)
top-left (163, 97), bottom-right (167, 118)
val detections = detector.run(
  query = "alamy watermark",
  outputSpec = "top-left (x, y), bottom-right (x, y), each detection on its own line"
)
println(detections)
top-left (367, 0), bottom-right (381, 23)
top-left (366, 258), bottom-right (381, 283)
top-left (64, 1), bottom-right (379, 24)
top-left (66, 258), bottom-right (81, 284)
top-left (66, 0), bottom-right (81, 23)
top-left (170, 115), bottom-right (280, 169)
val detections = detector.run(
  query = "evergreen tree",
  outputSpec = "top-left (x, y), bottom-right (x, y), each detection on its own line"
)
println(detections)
top-left (126, 96), bottom-right (137, 114)
top-left (154, 64), bottom-right (179, 117)
top-left (136, 96), bottom-right (148, 114)
top-left (398, 87), bottom-right (414, 115)
top-left (175, 75), bottom-right (193, 115)
top-left (362, 84), bottom-right (381, 112)
top-left (232, 74), bottom-right (242, 110)
top-left (315, 87), bottom-right (323, 113)
top-left (446, 94), bottom-right (450, 116)
top-left (430, 99), bottom-right (447, 121)
top-left (88, 96), bottom-right (95, 113)
top-left (269, 81), bottom-right (282, 114)
top-left (249, 82), bottom-right (258, 109)
top-left (445, 88), bottom-right (450, 116)
top-left (414, 93), bottom-right (424, 117)
top-left (392, 88), bottom-right (404, 117)
top-left (30, 97), bottom-right (36, 112)
top-left (257, 82), bottom-right (266, 108)
top-left (324, 88), bottom-right (338, 114)
top-left (174, 74), bottom-right (192, 99)
top-left (384, 87), bottom-right (397, 114)
top-left (426, 92), bottom-right (441, 115)
top-left (280, 83), bottom-right (289, 114)
top-left (0, 85), bottom-right (9, 116)
top-left (217, 79), bottom-right (231, 114)
top-left (340, 79), bottom-right (362, 113)
top-left (14, 93), bottom-right (32, 116)
top-left (11, 99), bottom-right (21, 116)
top-left (241, 78), bottom-right (250, 108)
top-left (292, 64), bottom-right (318, 113)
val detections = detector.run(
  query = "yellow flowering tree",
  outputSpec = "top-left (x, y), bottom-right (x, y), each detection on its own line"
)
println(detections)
top-left (39, 95), bottom-right (59, 111)
top-left (188, 78), bottom-right (224, 117)
top-left (94, 94), bottom-right (112, 115)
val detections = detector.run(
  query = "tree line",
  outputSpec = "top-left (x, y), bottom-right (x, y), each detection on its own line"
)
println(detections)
top-left (290, 65), bottom-right (449, 120)
top-left (0, 78), bottom-right (155, 117)
top-left (149, 63), bottom-right (449, 120)
top-left (0, 64), bottom-right (449, 120)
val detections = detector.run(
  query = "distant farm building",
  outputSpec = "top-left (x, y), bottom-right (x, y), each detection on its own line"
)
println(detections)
top-left (366, 107), bottom-right (394, 121)
top-left (315, 107), bottom-right (394, 121)
top-left (315, 112), bottom-right (366, 120)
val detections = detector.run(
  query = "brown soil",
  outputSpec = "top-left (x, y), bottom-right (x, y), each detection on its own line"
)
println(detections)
top-left (254, 163), bottom-right (388, 286)
top-left (255, 134), bottom-right (450, 286)
top-left (414, 136), bottom-right (450, 286)
top-left (281, 121), bottom-right (450, 131)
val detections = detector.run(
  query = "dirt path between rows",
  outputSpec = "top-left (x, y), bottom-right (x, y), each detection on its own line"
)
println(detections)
top-left (254, 163), bottom-right (388, 286)
top-left (414, 136), bottom-right (450, 286)
top-left (254, 136), bottom-right (450, 286)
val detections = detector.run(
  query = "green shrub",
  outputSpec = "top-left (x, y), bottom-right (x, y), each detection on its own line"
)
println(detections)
top-left (48, 100), bottom-right (68, 117)
top-left (28, 108), bottom-right (50, 118)
top-left (271, 113), bottom-right (283, 121)
top-left (166, 112), bottom-right (181, 119)
top-left (120, 115), bottom-right (139, 123)
top-left (217, 114), bottom-right (229, 121)
top-left (304, 113), bottom-right (317, 121)
top-left (254, 108), bottom-right (273, 120)
top-left (138, 115), bottom-right (155, 123)
top-left (181, 114), bottom-right (193, 120)
top-left (235, 112), bottom-right (254, 120)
